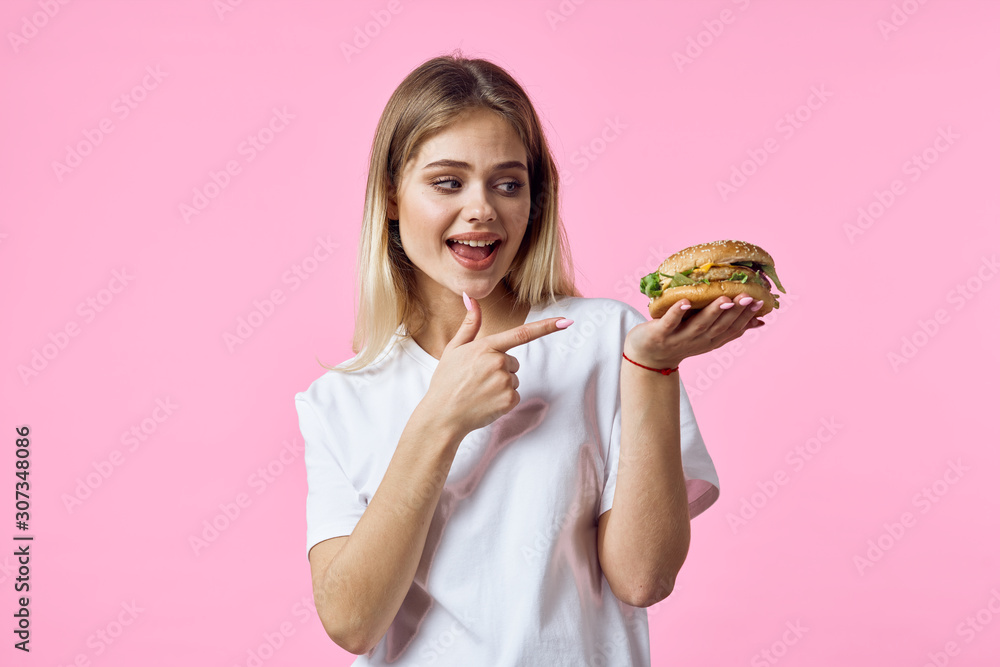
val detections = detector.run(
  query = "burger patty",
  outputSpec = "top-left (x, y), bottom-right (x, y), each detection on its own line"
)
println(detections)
top-left (684, 263), bottom-right (771, 288)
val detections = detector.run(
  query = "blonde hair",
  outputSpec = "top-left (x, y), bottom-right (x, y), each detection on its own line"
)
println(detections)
top-left (328, 51), bottom-right (581, 373)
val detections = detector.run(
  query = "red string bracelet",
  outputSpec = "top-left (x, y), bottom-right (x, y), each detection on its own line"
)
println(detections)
top-left (622, 352), bottom-right (679, 376)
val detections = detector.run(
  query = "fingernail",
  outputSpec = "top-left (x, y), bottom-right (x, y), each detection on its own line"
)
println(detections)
top-left (462, 291), bottom-right (471, 311)
top-left (738, 296), bottom-right (753, 306)
top-left (555, 318), bottom-right (573, 329)
top-left (679, 303), bottom-right (692, 311)
top-left (751, 300), bottom-right (764, 312)
top-left (719, 302), bottom-right (735, 310)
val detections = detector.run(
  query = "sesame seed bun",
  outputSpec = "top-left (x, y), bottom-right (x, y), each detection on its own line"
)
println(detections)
top-left (656, 239), bottom-right (775, 276)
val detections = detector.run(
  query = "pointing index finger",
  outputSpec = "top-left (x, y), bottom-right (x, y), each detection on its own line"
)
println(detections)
top-left (485, 317), bottom-right (573, 352)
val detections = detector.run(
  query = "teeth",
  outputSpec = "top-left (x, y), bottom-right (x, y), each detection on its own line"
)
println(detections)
top-left (450, 239), bottom-right (496, 247)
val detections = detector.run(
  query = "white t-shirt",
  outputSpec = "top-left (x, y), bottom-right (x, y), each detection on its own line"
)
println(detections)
top-left (295, 296), bottom-right (720, 666)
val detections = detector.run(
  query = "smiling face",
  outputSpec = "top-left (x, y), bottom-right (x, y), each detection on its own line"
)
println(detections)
top-left (388, 107), bottom-right (531, 311)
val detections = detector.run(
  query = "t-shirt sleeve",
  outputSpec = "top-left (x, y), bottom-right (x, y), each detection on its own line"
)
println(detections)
top-left (296, 394), bottom-right (368, 560)
top-left (599, 301), bottom-right (721, 520)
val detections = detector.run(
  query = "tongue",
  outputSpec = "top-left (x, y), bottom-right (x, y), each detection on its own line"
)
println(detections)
top-left (450, 242), bottom-right (493, 260)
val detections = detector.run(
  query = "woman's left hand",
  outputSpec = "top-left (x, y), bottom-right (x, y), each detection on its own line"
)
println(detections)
top-left (623, 292), bottom-right (766, 370)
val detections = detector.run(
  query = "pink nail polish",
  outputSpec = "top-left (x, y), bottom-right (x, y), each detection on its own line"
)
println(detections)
top-left (751, 300), bottom-right (764, 312)
top-left (555, 318), bottom-right (573, 329)
top-left (738, 296), bottom-right (753, 306)
top-left (720, 302), bottom-right (735, 310)
top-left (462, 291), bottom-right (471, 311)
top-left (680, 303), bottom-right (691, 310)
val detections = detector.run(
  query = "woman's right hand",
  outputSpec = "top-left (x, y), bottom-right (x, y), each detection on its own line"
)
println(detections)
top-left (421, 293), bottom-right (572, 439)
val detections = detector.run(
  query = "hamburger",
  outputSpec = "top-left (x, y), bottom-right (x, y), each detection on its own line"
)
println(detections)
top-left (639, 240), bottom-right (786, 319)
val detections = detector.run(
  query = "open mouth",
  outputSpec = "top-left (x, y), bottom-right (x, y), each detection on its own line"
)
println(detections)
top-left (446, 238), bottom-right (502, 270)
top-left (446, 238), bottom-right (500, 261)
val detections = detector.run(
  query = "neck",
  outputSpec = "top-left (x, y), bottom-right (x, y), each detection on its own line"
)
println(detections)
top-left (406, 283), bottom-right (527, 360)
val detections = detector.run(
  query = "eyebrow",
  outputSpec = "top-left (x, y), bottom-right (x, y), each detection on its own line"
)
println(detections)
top-left (421, 159), bottom-right (528, 172)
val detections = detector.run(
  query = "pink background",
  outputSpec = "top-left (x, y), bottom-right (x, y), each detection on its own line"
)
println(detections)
top-left (4, 1), bottom-right (999, 665)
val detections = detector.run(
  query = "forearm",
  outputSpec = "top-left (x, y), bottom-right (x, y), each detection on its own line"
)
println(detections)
top-left (315, 400), bottom-right (463, 653)
top-left (602, 362), bottom-right (691, 606)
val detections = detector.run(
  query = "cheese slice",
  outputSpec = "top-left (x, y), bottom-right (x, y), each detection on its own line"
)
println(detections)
top-left (695, 262), bottom-right (742, 273)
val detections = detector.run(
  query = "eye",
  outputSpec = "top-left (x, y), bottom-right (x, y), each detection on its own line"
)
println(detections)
top-left (499, 179), bottom-right (526, 195)
top-left (431, 178), bottom-right (461, 192)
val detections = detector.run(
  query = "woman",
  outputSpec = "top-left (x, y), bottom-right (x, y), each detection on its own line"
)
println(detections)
top-left (295, 51), bottom-right (764, 665)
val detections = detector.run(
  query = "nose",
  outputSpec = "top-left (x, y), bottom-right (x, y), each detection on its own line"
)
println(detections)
top-left (462, 182), bottom-right (496, 223)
